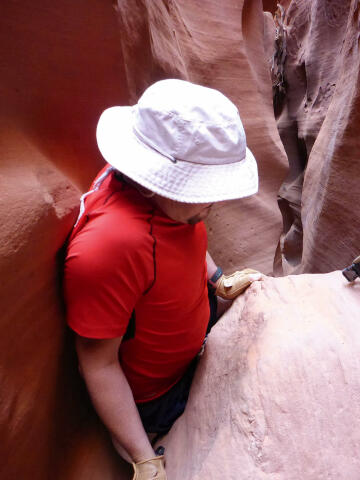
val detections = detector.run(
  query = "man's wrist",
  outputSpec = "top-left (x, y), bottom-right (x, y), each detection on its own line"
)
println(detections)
top-left (130, 442), bottom-right (155, 463)
top-left (209, 266), bottom-right (223, 286)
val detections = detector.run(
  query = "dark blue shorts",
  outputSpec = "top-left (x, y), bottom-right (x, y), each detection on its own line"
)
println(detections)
top-left (136, 285), bottom-right (218, 434)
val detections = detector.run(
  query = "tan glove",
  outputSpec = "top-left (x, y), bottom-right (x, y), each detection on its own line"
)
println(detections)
top-left (132, 455), bottom-right (166, 480)
top-left (215, 268), bottom-right (262, 300)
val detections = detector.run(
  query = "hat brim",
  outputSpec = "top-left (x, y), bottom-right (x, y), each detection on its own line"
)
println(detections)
top-left (96, 106), bottom-right (258, 204)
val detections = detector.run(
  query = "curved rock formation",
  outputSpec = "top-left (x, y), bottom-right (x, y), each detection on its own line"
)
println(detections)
top-left (273, 0), bottom-right (360, 274)
top-left (162, 271), bottom-right (360, 479)
top-left (0, 3), bottom-right (129, 477)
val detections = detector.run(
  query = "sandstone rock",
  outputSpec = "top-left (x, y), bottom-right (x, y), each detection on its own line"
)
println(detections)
top-left (274, 0), bottom-right (360, 274)
top-left (0, 126), bottom-right (130, 480)
top-left (0, 1), bottom-right (132, 477)
top-left (162, 271), bottom-right (360, 479)
top-left (0, 0), bottom-right (129, 191)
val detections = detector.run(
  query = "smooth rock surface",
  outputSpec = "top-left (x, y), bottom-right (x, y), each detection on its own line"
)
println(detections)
top-left (0, 0), bottom-right (129, 191)
top-left (162, 271), bottom-right (360, 479)
top-left (0, 2), bottom-right (130, 477)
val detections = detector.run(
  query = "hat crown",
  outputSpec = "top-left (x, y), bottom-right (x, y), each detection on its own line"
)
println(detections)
top-left (133, 79), bottom-right (247, 165)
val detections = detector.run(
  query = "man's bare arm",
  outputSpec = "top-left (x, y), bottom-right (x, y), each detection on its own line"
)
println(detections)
top-left (206, 251), bottom-right (218, 280)
top-left (75, 335), bottom-right (154, 463)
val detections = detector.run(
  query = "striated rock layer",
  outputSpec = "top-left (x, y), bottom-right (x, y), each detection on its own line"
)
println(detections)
top-left (273, 0), bottom-right (360, 274)
top-left (162, 271), bottom-right (360, 479)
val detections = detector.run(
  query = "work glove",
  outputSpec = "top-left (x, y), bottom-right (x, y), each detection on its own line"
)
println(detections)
top-left (215, 268), bottom-right (262, 300)
top-left (132, 455), bottom-right (166, 479)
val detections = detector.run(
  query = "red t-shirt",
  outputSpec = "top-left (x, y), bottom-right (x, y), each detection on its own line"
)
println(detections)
top-left (64, 167), bottom-right (209, 403)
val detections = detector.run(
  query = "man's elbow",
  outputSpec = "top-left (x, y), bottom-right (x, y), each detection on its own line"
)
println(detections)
top-left (75, 334), bottom-right (123, 377)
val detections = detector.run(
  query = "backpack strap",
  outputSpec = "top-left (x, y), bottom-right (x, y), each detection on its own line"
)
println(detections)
top-left (74, 166), bottom-right (115, 226)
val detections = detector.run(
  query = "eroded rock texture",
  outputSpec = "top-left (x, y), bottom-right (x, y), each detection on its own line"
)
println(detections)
top-left (273, 0), bottom-right (360, 274)
top-left (0, 2), bottom-right (130, 478)
top-left (162, 272), bottom-right (360, 479)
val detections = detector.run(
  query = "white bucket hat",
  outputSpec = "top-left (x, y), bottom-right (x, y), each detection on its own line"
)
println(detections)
top-left (96, 79), bottom-right (258, 203)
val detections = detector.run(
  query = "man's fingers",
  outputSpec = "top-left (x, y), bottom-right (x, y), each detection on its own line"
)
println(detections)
top-left (215, 269), bottom-right (264, 300)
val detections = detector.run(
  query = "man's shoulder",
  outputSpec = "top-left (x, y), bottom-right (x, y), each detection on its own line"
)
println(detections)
top-left (67, 190), bottom-right (155, 267)
top-left (101, 211), bottom-right (153, 252)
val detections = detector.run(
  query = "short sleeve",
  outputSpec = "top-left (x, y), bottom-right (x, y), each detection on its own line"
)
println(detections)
top-left (63, 216), bottom-right (154, 339)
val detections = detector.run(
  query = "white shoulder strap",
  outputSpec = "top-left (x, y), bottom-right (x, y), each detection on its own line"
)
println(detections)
top-left (74, 166), bottom-right (115, 226)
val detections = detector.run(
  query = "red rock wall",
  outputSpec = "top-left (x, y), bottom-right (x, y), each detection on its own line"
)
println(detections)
top-left (274, 0), bottom-right (360, 274)
top-left (0, 1), bottom-right (130, 478)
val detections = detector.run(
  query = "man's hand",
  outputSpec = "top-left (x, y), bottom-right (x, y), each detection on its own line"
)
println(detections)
top-left (132, 455), bottom-right (166, 479)
top-left (215, 268), bottom-right (263, 300)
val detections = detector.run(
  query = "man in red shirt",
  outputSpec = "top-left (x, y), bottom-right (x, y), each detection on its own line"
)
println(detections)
top-left (64, 79), bottom-right (260, 479)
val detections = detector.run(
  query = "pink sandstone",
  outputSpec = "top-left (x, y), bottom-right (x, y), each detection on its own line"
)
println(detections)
top-left (274, 0), bottom-right (360, 274)
top-left (162, 271), bottom-right (360, 479)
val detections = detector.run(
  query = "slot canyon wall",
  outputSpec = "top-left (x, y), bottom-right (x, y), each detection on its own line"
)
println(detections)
top-left (0, 1), bottom-right (359, 479)
top-left (273, 0), bottom-right (360, 275)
